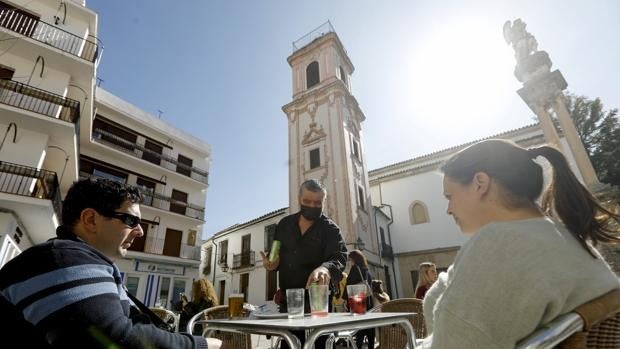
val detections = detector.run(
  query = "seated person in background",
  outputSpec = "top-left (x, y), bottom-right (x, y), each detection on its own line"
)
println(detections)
top-left (414, 262), bottom-right (438, 299)
top-left (0, 178), bottom-right (219, 349)
top-left (420, 139), bottom-right (620, 349)
top-left (371, 280), bottom-right (390, 304)
top-left (179, 278), bottom-right (219, 333)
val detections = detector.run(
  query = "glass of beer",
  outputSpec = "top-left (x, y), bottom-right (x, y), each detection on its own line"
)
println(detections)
top-left (228, 292), bottom-right (244, 319)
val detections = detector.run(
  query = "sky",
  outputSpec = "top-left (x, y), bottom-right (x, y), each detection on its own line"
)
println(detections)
top-left (88, 0), bottom-right (620, 239)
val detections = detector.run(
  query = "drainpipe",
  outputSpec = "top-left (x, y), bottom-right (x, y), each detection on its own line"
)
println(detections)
top-left (211, 239), bottom-right (218, 286)
top-left (378, 183), bottom-right (399, 298)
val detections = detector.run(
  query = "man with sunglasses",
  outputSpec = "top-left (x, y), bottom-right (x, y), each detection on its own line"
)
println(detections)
top-left (0, 178), bottom-right (221, 349)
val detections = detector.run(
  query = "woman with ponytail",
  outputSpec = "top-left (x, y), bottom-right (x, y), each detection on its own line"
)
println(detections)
top-left (420, 139), bottom-right (619, 349)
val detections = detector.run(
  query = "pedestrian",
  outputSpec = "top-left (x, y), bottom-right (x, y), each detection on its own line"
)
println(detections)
top-left (179, 278), bottom-right (219, 333)
top-left (344, 249), bottom-right (375, 349)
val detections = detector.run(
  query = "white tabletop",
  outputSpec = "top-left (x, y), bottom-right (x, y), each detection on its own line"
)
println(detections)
top-left (206, 312), bottom-right (417, 349)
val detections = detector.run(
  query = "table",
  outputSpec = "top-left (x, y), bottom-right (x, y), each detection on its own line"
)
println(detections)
top-left (206, 312), bottom-right (416, 349)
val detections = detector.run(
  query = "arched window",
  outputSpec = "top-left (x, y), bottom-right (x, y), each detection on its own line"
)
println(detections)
top-left (409, 201), bottom-right (429, 225)
top-left (306, 61), bottom-right (320, 89)
top-left (339, 66), bottom-right (347, 86)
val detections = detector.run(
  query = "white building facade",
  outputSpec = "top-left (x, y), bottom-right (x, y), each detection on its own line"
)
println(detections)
top-left (83, 87), bottom-right (211, 308)
top-left (0, 0), bottom-right (99, 266)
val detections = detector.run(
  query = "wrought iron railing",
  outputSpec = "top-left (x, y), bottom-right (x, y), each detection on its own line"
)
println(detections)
top-left (0, 8), bottom-right (101, 63)
top-left (91, 128), bottom-right (209, 185)
top-left (0, 161), bottom-right (61, 219)
top-left (233, 250), bottom-right (255, 269)
top-left (292, 21), bottom-right (335, 52)
top-left (0, 79), bottom-right (80, 123)
top-left (79, 172), bottom-right (206, 221)
top-left (142, 236), bottom-right (199, 261)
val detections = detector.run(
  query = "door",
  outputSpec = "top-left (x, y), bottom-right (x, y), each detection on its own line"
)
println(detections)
top-left (240, 273), bottom-right (249, 302)
top-left (127, 222), bottom-right (147, 252)
top-left (163, 228), bottom-right (182, 257)
top-left (219, 280), bottom-right (226, 305)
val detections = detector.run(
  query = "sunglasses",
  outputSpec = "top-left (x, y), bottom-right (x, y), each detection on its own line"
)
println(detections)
top-left (101, 211), bottom-right (142, 228)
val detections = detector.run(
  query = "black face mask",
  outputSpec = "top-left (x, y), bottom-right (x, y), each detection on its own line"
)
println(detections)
top-left (300, 205), bottom-right (322, 221)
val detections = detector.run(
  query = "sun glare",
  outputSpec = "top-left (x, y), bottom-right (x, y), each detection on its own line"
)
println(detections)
top-left (404, 18), bottom-right (516, 134)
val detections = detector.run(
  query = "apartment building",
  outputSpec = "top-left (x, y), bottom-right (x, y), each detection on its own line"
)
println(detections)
top-left (202, 208), bottom-right (287, 306)
top-left (0, 0), bottom-right (99, 266)
top-left (82, 87), bottom-right (211, 308)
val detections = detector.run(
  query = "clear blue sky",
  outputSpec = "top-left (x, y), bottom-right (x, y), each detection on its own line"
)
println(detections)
top-left (88, 0), bottom-right (620, 239)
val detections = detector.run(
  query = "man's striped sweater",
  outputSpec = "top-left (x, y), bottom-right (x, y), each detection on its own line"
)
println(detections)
top-left (0, 227), bottom-right (207, 349)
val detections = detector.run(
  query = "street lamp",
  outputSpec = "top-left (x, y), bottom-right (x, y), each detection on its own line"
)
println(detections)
top-left (354, 237), bottom-right (365, 251)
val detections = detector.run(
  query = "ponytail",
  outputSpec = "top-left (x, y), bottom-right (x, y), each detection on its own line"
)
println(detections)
top-left (528, 146), bottom-right (620, 256)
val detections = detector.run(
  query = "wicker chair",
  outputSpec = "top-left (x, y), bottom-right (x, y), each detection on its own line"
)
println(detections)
top-left (149, 307), bottom-right (179, 332)
top-left (186, 305), bottom-right (252, 349)
top-left (517, 289), bottom-right (620, 349)
top-left (376, 298), bottom-right (426, 349)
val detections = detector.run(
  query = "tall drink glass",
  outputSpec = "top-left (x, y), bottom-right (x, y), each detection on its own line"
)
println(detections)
top-left (346, 284), bottom-right (367, 315)
top-left (228, 292), bottom-right (244, 319)
top-left (308, 284), bottom-right (329, 317)
top-left (286, 288), bottom-right (305, 319)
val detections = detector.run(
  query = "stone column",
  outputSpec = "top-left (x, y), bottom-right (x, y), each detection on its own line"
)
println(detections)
top-left (552, 94), bottom-right (600, 188)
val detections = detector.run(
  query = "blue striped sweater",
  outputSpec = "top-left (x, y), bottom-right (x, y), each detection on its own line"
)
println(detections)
top-left (0, 228), bottom-right (207, 349)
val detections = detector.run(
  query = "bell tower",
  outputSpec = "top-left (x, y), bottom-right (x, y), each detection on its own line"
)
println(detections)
top-left (282, 22), bottom-right (378, 258)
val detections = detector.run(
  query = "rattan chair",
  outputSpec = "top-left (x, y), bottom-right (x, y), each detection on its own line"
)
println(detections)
top-left (376, 298), bottom-right (426, 349)
top-left (517, 288), bottom-right (620, 349)
top-left (186, 305), bottom-right (252, 349)
top-left (149, 307), bottom-right (179, 332)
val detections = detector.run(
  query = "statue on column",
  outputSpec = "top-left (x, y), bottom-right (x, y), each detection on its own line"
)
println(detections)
top-left (503, 19), bottom-right (538, 64)
top-left (503, 19), bottom-right (551, 83)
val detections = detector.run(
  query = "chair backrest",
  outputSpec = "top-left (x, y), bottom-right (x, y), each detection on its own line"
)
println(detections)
top-left (377, 297), bottom-right (426, 349)
top-left (149, 307), bottom-right (178, 331)
top-left (517, 289), bottom-right (620, 349)
top-left (187, 305), bottom-right (252, 349)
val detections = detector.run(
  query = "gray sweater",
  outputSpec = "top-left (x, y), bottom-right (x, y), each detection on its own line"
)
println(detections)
top-left (421, 217), bottom-right (619, 348)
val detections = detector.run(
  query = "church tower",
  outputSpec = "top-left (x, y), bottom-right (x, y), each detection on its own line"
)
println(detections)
top-left (282, 22), bottom-right (378, 259)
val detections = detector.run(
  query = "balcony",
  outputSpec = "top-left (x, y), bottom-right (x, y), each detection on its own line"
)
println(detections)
top-left (0, 161), bottom-right (61, 219)
top-left (232, 250), bottom-right (255, 269)
top-left (0, 8), bottom-right (101, 63)
top-left (0, 79), bottom-right (80, 124)
top-left (381, 243), bottom-right (394, 259)
top-left (79, 172), bottom-right (205, 221)
top-left (92, 128), bottom-right (209, 185)
top-left (143, 236), bottom-right (200, 261)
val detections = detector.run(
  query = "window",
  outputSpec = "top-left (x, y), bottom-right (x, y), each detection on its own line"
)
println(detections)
top-left (339, 66), bottom-right (347, 86)
top-left (0, 65), bottom-right (15, 80)
top-left (187, 229), bottom-right (197, 246)
top-left (170, 189), bottom-right (188, 215)
top-left (380, 227), bottom-right (386, 245)
top-left (309, 148), bottom-right (320, 169)
top-left (219, 240), bottom-right (228, 265)
top-left (177, 154), bottom-right (193, 177)
top-left (143, 139), bottom-right (163, 165)
top-left (125, 276), bottom-right (140, 296)
top-left (158, 277), bottom-right (171, 307)
top-left (357, 185), bottom-right (365, 210)
top-left (219, 280), bottom-right (226, 306)
top-left (240, 273), bottom-right (249, 302)
top-left (136, 177), bottom-right (156, 206)
top-left (128, 222), bottom-right (147, 252)
top-left (264, 224), bottom-right (277, 251)
top-left (80, 158), bottom-right (128, 183)
top-left (306, 61), bottom-right (320, 89)
top-left (204, 247), bottom-right (213, 275)
top-left (163, 228), bottom-right (182, 257)
top-left (93, 117), bottom-right (138, 153)
top-left (352, 138), bottom-right (360, 160)
top-left (171, 279), bottom-right (186, 310)
top-left (410, 201), bottom-right (430, 224)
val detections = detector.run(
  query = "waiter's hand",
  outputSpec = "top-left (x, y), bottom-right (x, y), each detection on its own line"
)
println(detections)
top-left (260, 251), bottom-right (279, 271)
top-left (306, 266), bottom-right (330, 288)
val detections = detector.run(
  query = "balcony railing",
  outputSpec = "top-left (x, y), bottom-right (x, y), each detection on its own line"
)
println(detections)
top-left (0, 161), bottom-right (61, 219)
top-left (79, 172), bottom-right (206, 221)
top-left (381, 243), bottom-right (394, 259)
top-left (143, 236), bottom-right (200, 261)
top-left (233, 250), bottom-right (255, 269)
top-left (92, 128), bottom-right (209, 185)
top-left (0, 79), bottom-right (80, 123)
top-left (0, 8), bottom-right (101, 63)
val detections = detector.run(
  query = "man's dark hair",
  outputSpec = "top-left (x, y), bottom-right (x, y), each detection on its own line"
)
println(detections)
top-left (62, 178), bottom-right (141, 227)
top-left (298, 179), bottom-right (326, 198)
